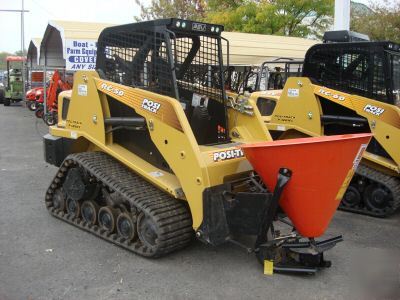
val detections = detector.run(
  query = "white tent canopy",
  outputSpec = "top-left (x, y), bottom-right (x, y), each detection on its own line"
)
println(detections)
top-left (39, 20), bottom-right (113, 69)
top-left (27, 38), bottom-right (42, 69)
top-left (222, 32), bottom-right (317, 66)
top-left (35, 20), bottom-right (317, 70)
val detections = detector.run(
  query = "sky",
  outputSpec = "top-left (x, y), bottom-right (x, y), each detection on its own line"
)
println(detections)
top-left (0, 0), bottom-right (383, 53)
top-left (0, 0), bottom-right (144, 53)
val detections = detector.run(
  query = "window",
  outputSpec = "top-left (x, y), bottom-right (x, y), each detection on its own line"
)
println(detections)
top-left (257, 97), bottom-right (276, 116)
top-left (372, 54), bottom-right (386, 101)
top-left (304, 44), bottom-right (391, 102)
top-left (390, 53), bottom-right (400, 105)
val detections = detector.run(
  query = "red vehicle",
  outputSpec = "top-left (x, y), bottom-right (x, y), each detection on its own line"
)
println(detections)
top-left (26, 87), bottom-right (43, 111)
top-left (34, 70), bottom-right (72, 125)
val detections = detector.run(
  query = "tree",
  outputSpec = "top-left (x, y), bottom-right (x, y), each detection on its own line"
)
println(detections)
top-left (135, 0), bottom-right (333, 38)
top-left (0, 51), bottom-right (25, 71)
top-left (205, 0), bottom-right (334, 38)
top-left (14, 50), bottom-right (27, 56)
top-left (135, 0), bottom-right (206, 21)
top-left (351, 0), bottom-right (400, 43)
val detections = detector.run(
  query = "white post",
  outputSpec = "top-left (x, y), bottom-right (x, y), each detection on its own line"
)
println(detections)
top-left (334, 0), bottom-right (351, 30)
top-left (44, 65), bottom-right (47, 115)
top-left (21, 0), bottom-right (26, 102)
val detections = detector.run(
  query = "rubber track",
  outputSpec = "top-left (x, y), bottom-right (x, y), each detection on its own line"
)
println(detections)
top-left (339, 163), bottom-right (400, 217)
top-left (45, 151), bottom-right (193, 257)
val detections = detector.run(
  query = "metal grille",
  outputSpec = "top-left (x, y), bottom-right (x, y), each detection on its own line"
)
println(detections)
top-left (173, 35), bottom-right (223, 102)
top-left (224, 66), bottom-right (248, 93)
top-left (225, 60), bottom-right (304, 93)
top-left (98, 29), bottom-right (175, 97)
top-left (260, 61), bottom-right (304, 91)
top-left (97, 29), bottom-right (224, 102)
top-left (224, 66), bottom-right (252, 93)
top-left (372, 54), bottom-right (386, 101)
top-left (307, 48), bottom-right (369, 94)
top-left (304, 44), bottom-right (388, 102)
top-left (391, 53), bottom-right (400, 106)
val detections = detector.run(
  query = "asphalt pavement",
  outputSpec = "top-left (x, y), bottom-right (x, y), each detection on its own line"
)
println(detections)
top-left (0, 103), bottom-right (399, 300)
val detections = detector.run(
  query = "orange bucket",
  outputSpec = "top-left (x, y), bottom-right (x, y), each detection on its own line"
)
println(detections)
top-left (240, 133), bottom-right (372, 238)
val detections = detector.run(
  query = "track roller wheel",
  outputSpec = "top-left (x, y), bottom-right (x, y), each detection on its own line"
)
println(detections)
top-left (363, 184), bottom-right (392, 214)
top-left (98, 206), bottom-right (118, 232)
top-left (342, 186), bottom-right (361, 207)
top-left (63, 167), bottom-right (98, 202)
top-left (81, 200), bottom-right (99, 225)
top-left (52, 188), bottom-right (66, 211)
top-left (117, 212), bottom-right (137, 241)
top-left (66, 198), bottom-right (81, 218)
top-left (137, 212), bottom-right (159, 248)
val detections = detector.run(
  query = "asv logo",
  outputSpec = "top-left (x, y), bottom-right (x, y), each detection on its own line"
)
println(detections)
top-left (213, 149), bottom-right (244, 162)
top-left (192, 23), bottom-right (206, 32)
top-left (141, 98), bottom-right (161, 114)
top-left (318, 89), bottom-right (345, 101)
top-left (100, 83), bottom-right (124, 96)
top-left (364, 104), bottom-right (385, 116)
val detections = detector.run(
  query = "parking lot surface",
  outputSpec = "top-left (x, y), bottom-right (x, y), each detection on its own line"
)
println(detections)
top-left (0, 104), bottom-right (399, 299)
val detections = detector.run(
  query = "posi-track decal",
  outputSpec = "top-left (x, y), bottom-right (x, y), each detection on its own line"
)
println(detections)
top-left (141, 98), bottom-right (161, 114)
top-left (363, 104), bottom-right (385, 116)
top-left (212, 148), bottom-right (244, 162)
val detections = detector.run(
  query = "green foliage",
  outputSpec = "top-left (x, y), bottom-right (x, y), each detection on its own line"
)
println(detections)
top-left (135, 0), bottom-right (333, 38)
top-left (0, 50), bottom-right (26, 71)
top-left (207, 0), bottom-right (244, 10)
top-left (0, 52), bottom-right (12, 71)
top-left (205, 0), bottom-right (334, 38)
top-left (14, 50), bottom-right (26, 56)
top-left (135, 0), bottom-right (206, 21)
top-left (351, 0), bottom-right (400, 43)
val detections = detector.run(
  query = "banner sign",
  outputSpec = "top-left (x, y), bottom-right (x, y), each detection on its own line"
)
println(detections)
top-left (65, 39), bottom-right (97, 71)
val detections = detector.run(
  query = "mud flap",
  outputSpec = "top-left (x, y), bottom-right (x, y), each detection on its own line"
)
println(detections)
top-left (198, 169), bottom-right (290, 246)
top-left (43, 134), bottom-right (74, 167)
top-left (199, 180), bottom-right (274, 246)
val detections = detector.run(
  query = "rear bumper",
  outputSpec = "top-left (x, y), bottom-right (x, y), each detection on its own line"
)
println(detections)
top-left (43, 134), bottom-right (74, 167)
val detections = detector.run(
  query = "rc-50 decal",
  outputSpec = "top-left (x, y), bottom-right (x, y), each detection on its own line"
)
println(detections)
top-left (100, 83), bottom-right (124, 96)
top-left (318, 89), bottom-right (345, 101)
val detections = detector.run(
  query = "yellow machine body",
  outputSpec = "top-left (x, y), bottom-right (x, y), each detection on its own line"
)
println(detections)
top-left (53, 71), bottom-right (273, 230)
top-left (252, 77), bottom-right (400, 175)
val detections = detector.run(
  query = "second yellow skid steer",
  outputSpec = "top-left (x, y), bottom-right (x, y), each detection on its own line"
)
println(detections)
top-left (243, 32), bottom-right (400, 217)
